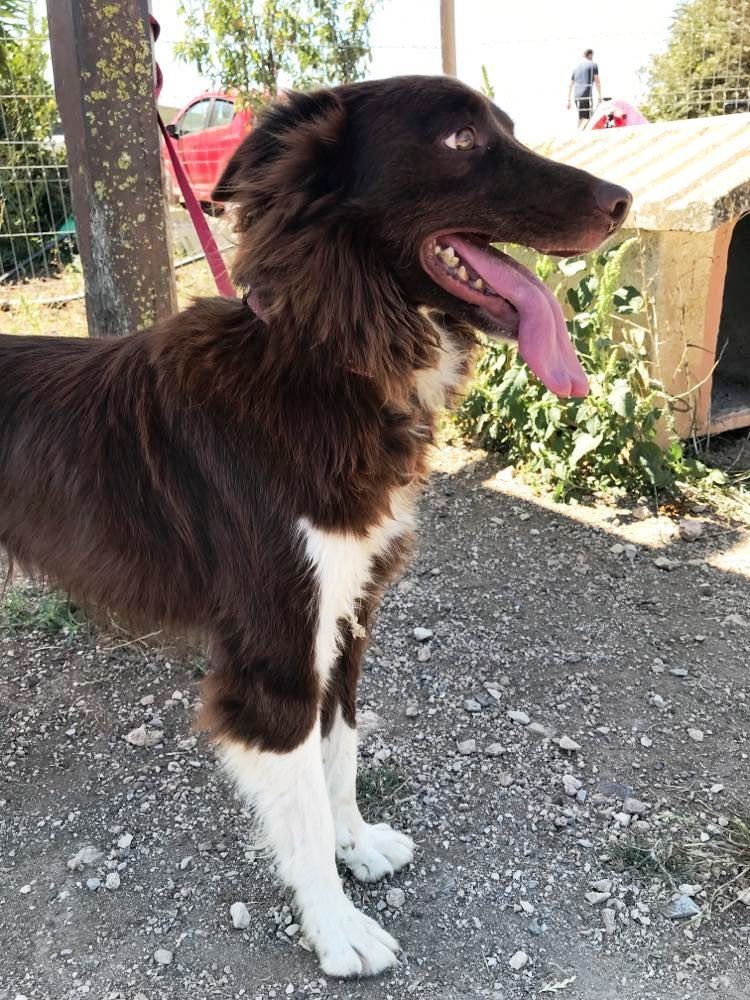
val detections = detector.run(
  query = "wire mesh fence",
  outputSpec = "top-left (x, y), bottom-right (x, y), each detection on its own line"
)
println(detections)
top-left (0, 22), bottom-right (74, 289)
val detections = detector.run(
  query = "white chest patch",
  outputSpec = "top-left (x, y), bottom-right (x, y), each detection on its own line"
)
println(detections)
top-left (414, 316), bottom-right (465, 414)
top-left (300, 487), bottom-right (417, 682)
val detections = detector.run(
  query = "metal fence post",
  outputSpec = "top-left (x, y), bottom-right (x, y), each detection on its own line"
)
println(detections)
top-left (46, 0), bottom-right (177, 337)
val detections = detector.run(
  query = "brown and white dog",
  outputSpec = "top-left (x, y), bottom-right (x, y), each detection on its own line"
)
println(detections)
top-left (0, 76), bottom-right (630, 976)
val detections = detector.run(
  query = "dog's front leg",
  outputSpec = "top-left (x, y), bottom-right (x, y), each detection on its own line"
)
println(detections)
top-left (220, 722), bottom-right (400, 976)
top-left (321, 604), bottom-right (415, 883)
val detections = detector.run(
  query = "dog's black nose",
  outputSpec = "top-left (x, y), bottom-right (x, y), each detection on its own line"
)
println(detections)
top-left (595, 181), bottom-right (632, 225)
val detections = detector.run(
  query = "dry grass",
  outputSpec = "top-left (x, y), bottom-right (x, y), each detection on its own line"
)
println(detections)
top-left (0, 256), bottom-right (222, 338)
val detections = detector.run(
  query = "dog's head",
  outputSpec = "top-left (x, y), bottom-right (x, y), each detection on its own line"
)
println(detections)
top-left (213, 76), bottom-right (631, 397)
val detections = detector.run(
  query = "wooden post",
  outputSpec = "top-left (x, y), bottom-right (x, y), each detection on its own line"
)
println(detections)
top-left (46, 0), bottom-right (177, 337)
top-left (440, 0), bottom-right (457, 76)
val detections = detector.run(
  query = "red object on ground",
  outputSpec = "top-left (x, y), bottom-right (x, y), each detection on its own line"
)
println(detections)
top-left (589, 99), bottom-right (648, 130)
top-left (160, 93), bottom-right (253, 203)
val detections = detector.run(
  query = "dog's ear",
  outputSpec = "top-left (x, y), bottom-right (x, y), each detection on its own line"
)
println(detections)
top-left (210, 90), bottom-right (346, 210)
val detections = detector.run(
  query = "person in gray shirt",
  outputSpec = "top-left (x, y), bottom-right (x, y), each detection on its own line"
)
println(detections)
top-left (567, 48), bottom-right (602, 128)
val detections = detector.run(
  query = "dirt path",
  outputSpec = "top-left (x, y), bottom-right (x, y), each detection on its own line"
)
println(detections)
top-left (2, 443), bottom-right (749, 1000)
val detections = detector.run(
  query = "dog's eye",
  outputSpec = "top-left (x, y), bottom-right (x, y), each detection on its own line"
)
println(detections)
top-left (444, 127), bottom-right (476, 151)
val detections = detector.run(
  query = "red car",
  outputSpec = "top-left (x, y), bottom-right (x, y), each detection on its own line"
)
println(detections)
top-left (162, 92), bottom-right (253, 204)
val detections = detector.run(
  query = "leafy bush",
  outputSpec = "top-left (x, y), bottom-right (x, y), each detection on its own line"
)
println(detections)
top-left (454, 240), bottom-right (707, 501)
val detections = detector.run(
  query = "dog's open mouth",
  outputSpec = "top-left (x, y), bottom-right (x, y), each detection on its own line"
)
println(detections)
top-left (421, 233), bottom-right (589, 398)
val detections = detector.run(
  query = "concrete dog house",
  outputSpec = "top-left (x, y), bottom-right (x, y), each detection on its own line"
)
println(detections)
top-left (539, 113), bottom-right (750, 438)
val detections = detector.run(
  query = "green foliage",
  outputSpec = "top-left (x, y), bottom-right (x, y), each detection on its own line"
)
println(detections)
top-left (1, 585), bottom-right (83, 636)
top-left (175, 0), bottom-right (379, 105)
top-left (643, 0), bottom-right (750, 120)
top-left (455, 241), bottom-right (709, 501)
top-left (0, 11), bottom-right (71, 277)
top-left (479, 64), bottom-right (495, 99)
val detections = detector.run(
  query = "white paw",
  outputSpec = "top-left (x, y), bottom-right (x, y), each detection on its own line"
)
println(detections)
top-left (304, 897), bottom-right (401, 978)
top-left (338, 822), bottom-right (415, 882)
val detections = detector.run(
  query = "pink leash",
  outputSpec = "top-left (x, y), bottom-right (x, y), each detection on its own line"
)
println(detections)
top-left (150, 16), bottom-right (236, 300)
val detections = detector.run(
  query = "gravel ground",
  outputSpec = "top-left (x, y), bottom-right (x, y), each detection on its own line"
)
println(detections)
top-left (2, 442), bottom-right (750, 1000)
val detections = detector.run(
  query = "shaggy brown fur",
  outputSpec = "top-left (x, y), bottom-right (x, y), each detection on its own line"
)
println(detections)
top-left (0, 75), bottom-right (630, 754)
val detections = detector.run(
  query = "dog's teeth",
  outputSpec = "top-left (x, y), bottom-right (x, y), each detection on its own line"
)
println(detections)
top-left (471, 277), bottom-right (485, 290)
top-left (438, 246), bottom-right (458, 266)
top-left (435, 243), bottom-right (443, 254)
top-left (456, 266), bottom-right (469, 282)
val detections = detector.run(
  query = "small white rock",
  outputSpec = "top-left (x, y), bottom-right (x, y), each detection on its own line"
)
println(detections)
top-left (117, 833), bottom-right (133, 850)
top-left (585, 890), bottom-right (611, 905)
top-left (386, 888), bottom-right (405, 909)
top-left (123, 724), bottom-right (164, 748)
top-left (687, 727), bottom-right (704, 742)
top-left (457, 739), bottom-right (476, 755)
top-left (557, 735), bottom-right (581, 752)
top-left (623, 797), bottom-right (650, 815)
top-left (230, 901), bottom-right (251, 930)
top-left (678, 518), bottom-right (704, 541)
top-left (413, 627), bottom-right (433, 642)
top-left (67, 845), bottom-right (104, 870)
top-left (105, 872), bottom-right (121, 891)
top-left (562, 775), bottom-right (582, 797)
top-left (507, 710), bottom-right (530, 725)
top-left (153, 948), bottom-right (173, 965)
top-left (509, 950), bottom-right (529, 971)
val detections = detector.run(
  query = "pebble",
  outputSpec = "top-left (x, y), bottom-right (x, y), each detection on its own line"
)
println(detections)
top-left (562, 775), bottom-right (582, 797)
top-left (417, 646), bottom-right (431, 662)
top-left (528, 722), bottom-right (555, 739)
top-left (678, 518), bottom-right (704, 541)
top-left (139, 693), bottom-right (155, 706)
top-left (508, 950), bottom-right (529, 971)
top-left (485, 743), bottom-right (505, 757)
top-left (653, 556), bottom-right (680, 571)
top-left (498, 772), bottom-right (514, 787)
top-left (507, 710), bottom-right (530, 725)
top-left (386, 888), bottom-right (405, 909)
top-left (623, 797), bottom-right (650, 815)
top-left (413, 627), bottom-right (433, 642)
top-left (678, 883), bottom-right (702, 897)
top-left (666, 895), bottom-right (701, 920)
top-left (123, 724), bottom-right (164, 748)
top-left (463, 698), bottom-right (481, 713)
top-left (687, 727), bottom-right (704, 742)
top-left (117, 833), bottom-right (133, 850)
top-left (602, 909), bottom-right (617, 935)
top-left (230, 901), bottom-right (251, 930)
top-left (591, 879), bottom-right (612, 893)
top-left (585, 890), bottom-right (611, 905)
top-left (405, 704), bottom-right (420, 718)
top-left (722, 613), bottom-right (748, 628)
top-left (67, 846), bottom-right (104, 870)
top-left (632, 504), bottom-right (650, 521)
top-left (105, 872), bottom-right (120, 890)
top-left (557, 735), bottom-right (581, 752)
top-left (86, 877), bottom-right (100, 891)
top-left (153, 948), bottom-right (173, 965)
top-left (285, 923), bottom-right (300, 937)
top-left (457, 739), bottom-right (476, 755)
top-left (670, 667), bottom-right (689, 677)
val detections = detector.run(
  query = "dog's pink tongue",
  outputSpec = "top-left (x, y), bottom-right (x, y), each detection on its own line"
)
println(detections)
top-left (449, 238), bottom-right (589, 397)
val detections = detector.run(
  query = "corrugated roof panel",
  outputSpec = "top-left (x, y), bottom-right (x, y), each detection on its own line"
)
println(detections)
top-left (537, 113), bottom-right (750, 231)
